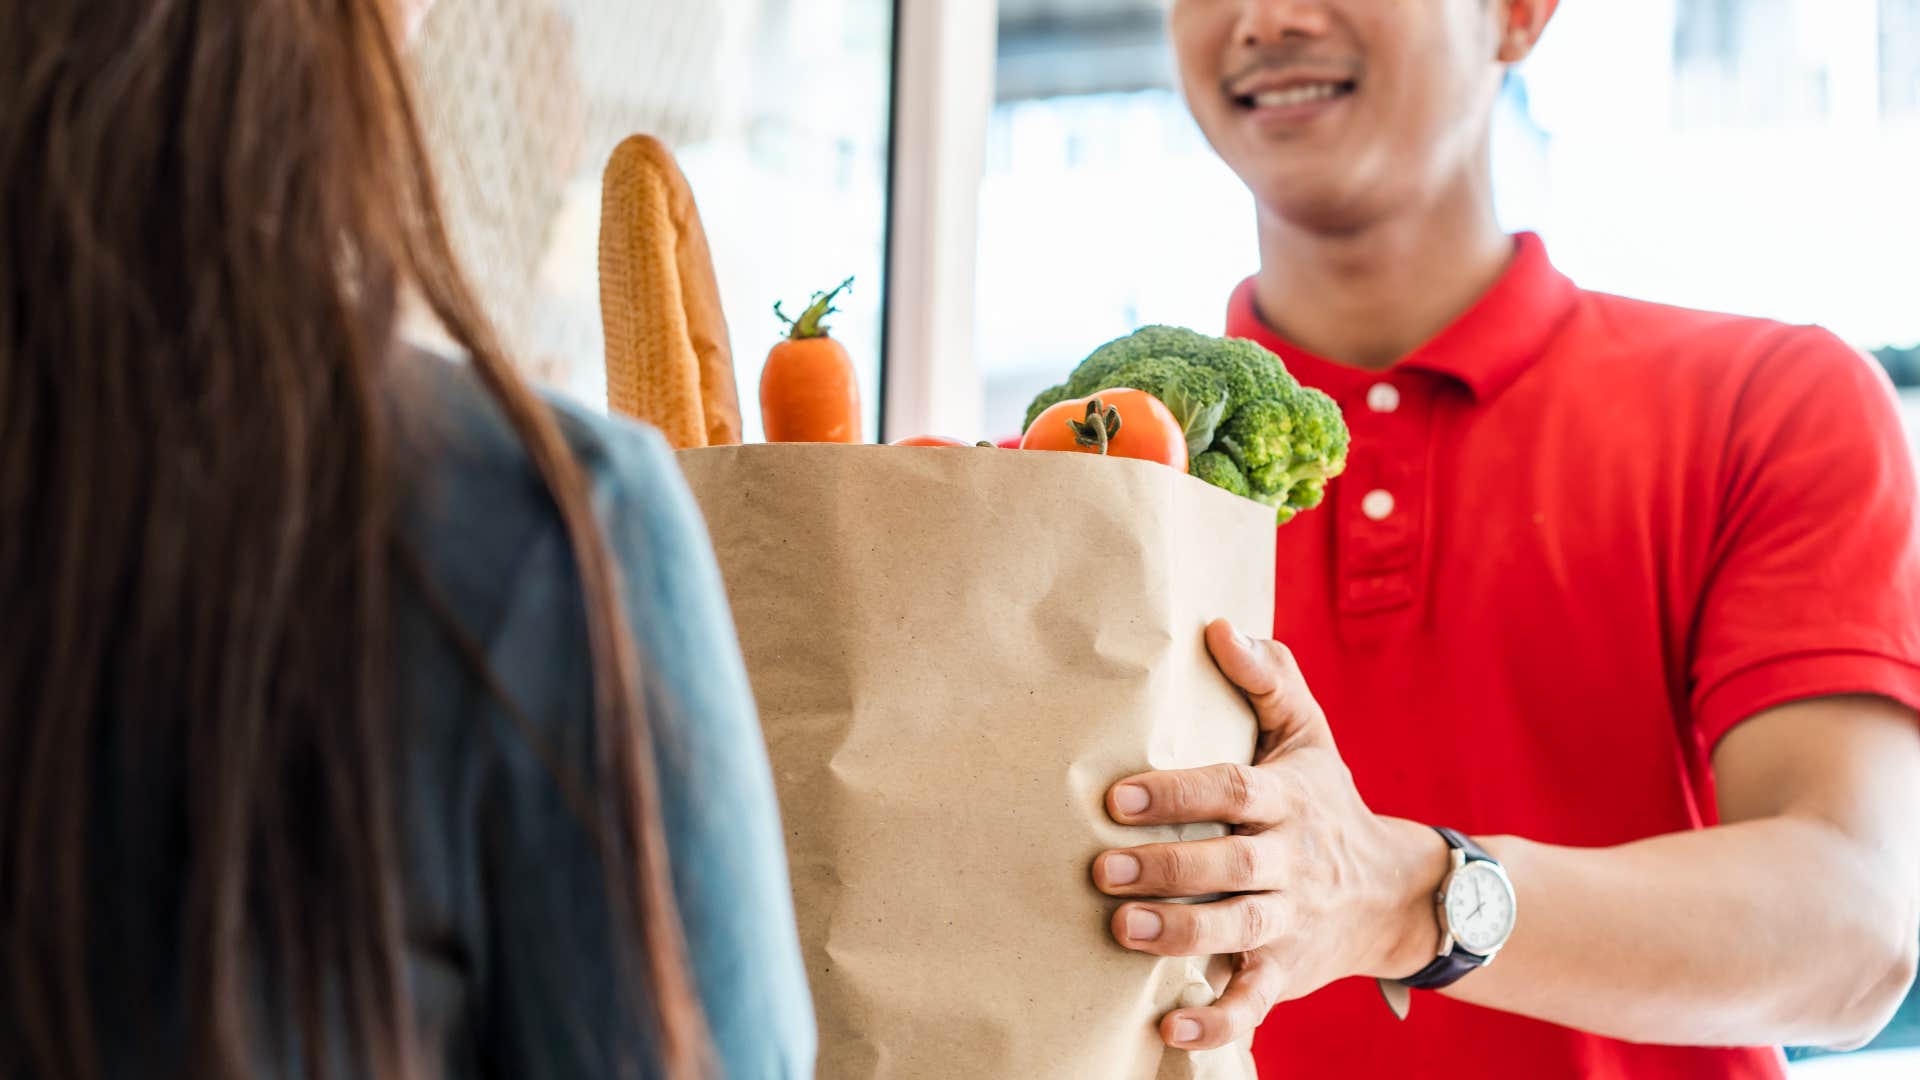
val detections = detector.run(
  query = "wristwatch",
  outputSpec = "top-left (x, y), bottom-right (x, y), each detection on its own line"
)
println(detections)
top-left (1377, 827), bottom-right (1517, 1020)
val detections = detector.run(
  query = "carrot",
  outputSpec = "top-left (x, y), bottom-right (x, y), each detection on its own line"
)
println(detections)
top-left (760, 277), bottom-right (863, 443)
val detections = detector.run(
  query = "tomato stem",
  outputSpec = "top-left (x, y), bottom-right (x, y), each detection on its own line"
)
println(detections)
top-left (1066, 397), bottom-right (1122, 455)
top-left (774, 276), bottom-right (855, 340)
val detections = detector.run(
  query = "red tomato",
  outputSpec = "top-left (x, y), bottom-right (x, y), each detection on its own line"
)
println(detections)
top-left (889, 435), bottom-right (974, 447)
top-left (1019, 388), bottom-right (1189, 474)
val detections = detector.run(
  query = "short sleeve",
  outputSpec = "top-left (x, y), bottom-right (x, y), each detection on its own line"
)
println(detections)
top-left (592, 423), bottom-right (819, 1080)
top-left (1690, 326), bottom-right (1920, 752)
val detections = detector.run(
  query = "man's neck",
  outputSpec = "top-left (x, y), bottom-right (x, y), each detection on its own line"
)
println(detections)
top-left (1252, 186), bottom-right (1514, 371)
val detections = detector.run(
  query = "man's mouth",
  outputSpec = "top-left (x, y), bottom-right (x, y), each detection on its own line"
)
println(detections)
top-left (1235, 80), bottom-right (1357, 110)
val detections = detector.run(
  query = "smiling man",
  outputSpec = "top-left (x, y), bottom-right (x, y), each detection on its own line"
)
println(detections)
top-left (1088, 2), bottom-right (1920, 1077)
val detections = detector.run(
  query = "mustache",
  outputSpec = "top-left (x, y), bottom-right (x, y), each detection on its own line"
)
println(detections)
top-left (1220, 45), bottom-right (1364, 94)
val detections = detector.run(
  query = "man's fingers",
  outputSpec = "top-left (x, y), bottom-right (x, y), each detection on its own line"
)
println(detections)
top-left (1206, 619), bottom-right (1329, 750)
top-left (1161, 955), bottom-right (1286, 1052)
top-left (1111, 893), bottom-right (1288, 957)
top-left (1094, 834), bottom-right (1281, 897)
top-left (1107, 762), bottom-right (1285, 828)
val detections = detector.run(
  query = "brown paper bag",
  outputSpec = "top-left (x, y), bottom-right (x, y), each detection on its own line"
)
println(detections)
top-left (677, 444), bottom-right (1274, 1080)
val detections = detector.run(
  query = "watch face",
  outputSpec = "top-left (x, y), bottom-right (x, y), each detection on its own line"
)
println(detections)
top-left (1444, 862), bottom-right (1516, 955)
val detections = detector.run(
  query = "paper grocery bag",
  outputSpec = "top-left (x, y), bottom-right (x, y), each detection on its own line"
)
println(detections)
top-left (677, 444), bottom-right (1274, 1080)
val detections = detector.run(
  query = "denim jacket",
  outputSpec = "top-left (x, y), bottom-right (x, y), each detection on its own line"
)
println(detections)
top-left (388, 352), bottom-right (815, 1079)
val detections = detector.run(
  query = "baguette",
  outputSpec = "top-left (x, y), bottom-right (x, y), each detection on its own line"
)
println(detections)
top-left (597, 134), bottom-right (741, 448)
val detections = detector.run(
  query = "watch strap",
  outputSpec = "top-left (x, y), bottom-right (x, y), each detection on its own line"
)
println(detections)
top-left (1396, 827), bottom-right (1493, 991)
top-left (1435, 826), bottom-right (1494, 865)
top-left (1396, 941), bottom-right (1488, 991)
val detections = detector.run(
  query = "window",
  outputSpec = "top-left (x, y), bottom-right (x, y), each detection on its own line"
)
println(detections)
top-left (1673, 0), bottom-right (1807, 127)
top-left (1885, 0), bottom-right (1920, 118)
top-left (1519, 0), bottom-right (1916, 356)
top-left (410, 0), bottom-right (896, 442)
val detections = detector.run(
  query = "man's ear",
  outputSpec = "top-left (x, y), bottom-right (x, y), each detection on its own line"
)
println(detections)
top-left (1495, 0), bottom-right (1560, 64)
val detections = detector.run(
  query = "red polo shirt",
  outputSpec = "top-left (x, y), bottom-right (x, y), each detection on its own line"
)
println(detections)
top-left (1228, 234), bottom-right (1920, 1079)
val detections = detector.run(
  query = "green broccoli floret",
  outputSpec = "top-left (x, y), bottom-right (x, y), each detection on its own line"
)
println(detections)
top-left (1082, 326), bottom-right (1283, 402)
top-left (1189, 336), bottom-right (1293, 413)
top-left (1219, 386), bottom-right (1349, 520)
top-left (1064, 353), bottom-right (1212, 402)
top-left (1216, 397), bottom-right (1295, 474)
top-left (1023, 382), bottom-right (1073, 434)
top-left (1291, 477), bottom-right (1329, 511)
top-left (1069, 326), bottom-right (1211, 393)
top-left (1192, 451), bottom-right (1250, 498)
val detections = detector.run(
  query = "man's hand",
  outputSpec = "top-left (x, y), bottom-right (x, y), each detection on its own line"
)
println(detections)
top-left (1092, 620), bottom-right (1448, 1051)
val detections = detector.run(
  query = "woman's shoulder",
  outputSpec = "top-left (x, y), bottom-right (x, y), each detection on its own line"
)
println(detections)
top-left (391, 347), bottom-right (692, 609)
top-left (386, 345), bottom-right (725, 749)
top-left (397, 347), bottom-right (679, 515)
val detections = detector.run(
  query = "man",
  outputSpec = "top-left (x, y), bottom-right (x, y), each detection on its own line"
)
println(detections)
top-left (1089, 2), bottom-right (1920, 1076)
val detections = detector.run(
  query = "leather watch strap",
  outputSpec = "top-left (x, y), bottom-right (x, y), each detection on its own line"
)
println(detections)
top-left (1436, 826), bottom-right (1494, 865)
top-left (1396, 827), bottom-right (1493, 991)
top-left (1396, 941), bottom-right (1488, 991)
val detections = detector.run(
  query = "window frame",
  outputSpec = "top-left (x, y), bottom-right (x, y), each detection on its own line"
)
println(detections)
top-left (879, 0), bottom-right (998, 441)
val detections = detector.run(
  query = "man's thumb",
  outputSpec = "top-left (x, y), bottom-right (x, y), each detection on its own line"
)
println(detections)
top-left (1206, 619), bottom-right (1283, 697)
top-left (1205, 619), bottom-right (1329, 746)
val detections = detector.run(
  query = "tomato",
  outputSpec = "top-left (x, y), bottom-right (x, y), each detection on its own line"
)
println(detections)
top-left (1019, 388), bottom-right (1189, 474)
top-left (890, 435), bottom-right (974, 447)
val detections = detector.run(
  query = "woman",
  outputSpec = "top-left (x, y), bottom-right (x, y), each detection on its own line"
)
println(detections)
top-left (0, 2), bottom-right (814, 1078)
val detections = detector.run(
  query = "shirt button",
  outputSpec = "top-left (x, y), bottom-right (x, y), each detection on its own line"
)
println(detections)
top-left (1362, 489), bottom-right (1396, 521)
top-left (1366, 383), bottom-right (1401, 414)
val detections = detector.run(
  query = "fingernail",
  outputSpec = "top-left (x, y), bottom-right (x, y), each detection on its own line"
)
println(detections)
top-left (1104, 853), bottom-right (1141, 886)
top-left (1231, 624), bottom-right (1254, 650)
top-left (1114, 784), bottom-right (1149, 816)
top-left (1126, 907), bottom-right (1163, 942)
top-left (1172, 1017), bottom-right (1202, 1044)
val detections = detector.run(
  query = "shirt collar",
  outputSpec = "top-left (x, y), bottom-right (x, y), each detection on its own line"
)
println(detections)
top-left (1224, 232), bottom-right (1580, 403)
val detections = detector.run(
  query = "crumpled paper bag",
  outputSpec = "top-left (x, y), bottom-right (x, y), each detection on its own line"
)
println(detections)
top-left (677, 444), bottom-right (1273, 1079)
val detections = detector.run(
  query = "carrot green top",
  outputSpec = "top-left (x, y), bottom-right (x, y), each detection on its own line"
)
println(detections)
top-left (774, 276), bottom-right (854, 341)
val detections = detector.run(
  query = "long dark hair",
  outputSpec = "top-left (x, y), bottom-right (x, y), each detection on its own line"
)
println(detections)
top-left (0, 2), bottom-right (708, 1077)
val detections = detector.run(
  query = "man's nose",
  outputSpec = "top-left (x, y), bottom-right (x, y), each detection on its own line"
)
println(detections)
top-left (1234, 0), bottom-right (1333, 47)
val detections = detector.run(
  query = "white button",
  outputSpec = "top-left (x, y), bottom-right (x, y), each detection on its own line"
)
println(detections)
top-left (1367, 383), bottom-right (1401, 414)
top-left (1362, 489), bottom-right (1396, 521)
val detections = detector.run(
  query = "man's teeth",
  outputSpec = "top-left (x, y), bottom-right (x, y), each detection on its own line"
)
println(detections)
top-left (1250, 83), bottom-right (1346, 108)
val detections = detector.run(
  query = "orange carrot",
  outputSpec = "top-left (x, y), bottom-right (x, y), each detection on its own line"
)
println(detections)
top-left (760, 277), bottom-right (862, 443)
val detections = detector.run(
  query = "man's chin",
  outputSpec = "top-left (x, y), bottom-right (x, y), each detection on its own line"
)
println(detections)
top-left (1251, 179), bottom-right (1385, 238)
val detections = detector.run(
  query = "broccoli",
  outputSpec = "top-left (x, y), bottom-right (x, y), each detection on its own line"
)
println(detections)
top-left (1076, 326), bottom-right (1290, 411)
top-left (1024, 324), bottom-right (1351, 524)
top-left (1291, 477), bottom-right (1329, 511)
top-left (1191, 451), bottom-right (1250, 498)
top-left (1219, 386), bottom-right (1349, 517)
top-left (1191, 338), bottom-right (1292, 412)
top-left (1069, 325), bottom-right (1210, 393)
